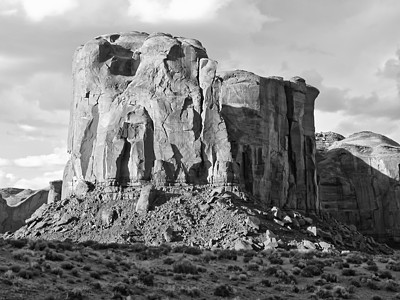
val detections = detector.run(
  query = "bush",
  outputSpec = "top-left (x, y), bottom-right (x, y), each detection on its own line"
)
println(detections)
top-left (365, 264), bottom-right (379, 272)
top-left (180, 286), bottom-right (200, 297)
top-left (366, 279), bottom-right (381, 290)
top-left (163, 257), bottom-right (175, 265)
top-left (227, 265), bottom-right (242, 272)
top-left (345, 254), bottom-right (363, 265)
top-left (82, 265), bottom-right (91, 271)
top-left (70, 268), bottom-right (79, 277)
top-left (246, 263), bottom-right (259, 271)
top-left (7, 239), bottom-right (28, 249)
top-left (65, 288), bottom-right (84, 300)
top-left (378, 270), bottom-right (393, 279)
top-left (51, 267), bottom-right (63, 277)
top-left (173, 245), bottom-right (203, 255)
top-left (140, 273), bottom-right (154, 286)
top-left (214, 284), bottom-right (233, 297)
top-left (316, 288), bottom-right (332, 299)
top-left (112, 282), bottom-right (130, 296)
top-left (61, 262), bottom-right (74, 270)
top-left (342, 269), bottom-right (356, 276)
top-left (269, 256), bottom-right (284, 265)
top-left (322, 273), bottom-right (338, 283)
top-left (260, 279), bottom-right (272, 287)
top-left (201, 252), bottom-right (217, 263)
top-left (387, 262), bottom-right (400, 271)
top-left (12, 249), bottom-right (34, 261)
top-left (215, 249), bottom-right (237, 260)
top-left (383, 279), bottom-right (400, 292)
top-left (172, 260), bottom-right (198, 274)
top-left (301, 265), bottom-right (322, 277)
top-left (45, 250), bottom-right (65, 261)
top-left (89, 271), bottom-right (101, 279)
top-left (10, 265), bottom-right (21, 273)
top-left (350, 280), bottom-right (361, 287)
top-left (17, 269), bottom-right (34, 279)
top-left (332, 285), bottom-right (350, 298)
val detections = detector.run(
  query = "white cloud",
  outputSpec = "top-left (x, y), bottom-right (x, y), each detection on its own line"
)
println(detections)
top-left (0, 158), bottom-right (11, 167)
top-left (128, 0), bottom-right (232, 23)
top-left (0, 73), bottom-right (70, 126)
top-left (14, 147), bottom-right (68, 168)
top-left (18, 124), bottom-right (37, 133)
top-left (20, 0), bottom-right (78, 21)
top-left (0, 8), bottom-right (17, 16)
top-left (0, 170), bottom-right (17, 188)
top-left (376, 49), bottom-right (400, 80)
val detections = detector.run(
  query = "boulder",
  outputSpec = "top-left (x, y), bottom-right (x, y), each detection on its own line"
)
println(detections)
top-left (317, 131), bottom-right (400, 241)
top-left (48, 180), bottom-right (62, 204)
top-left (246, 216), bottom-right (261, 231)
top-left (101, 209), bottom-right (118, 227)
top-left (136, 184), bottom-right (156, 214)
top-left (62, 31), bottom-right (320, 213)
top-left (234, 239), bottom-right (253, 251)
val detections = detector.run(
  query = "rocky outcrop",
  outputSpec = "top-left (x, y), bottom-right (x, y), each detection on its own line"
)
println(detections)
top-left (0, 188), bottom-right (35, 206)
top-left (0, 189), bottom-right (49, 233)
top-left (62, 31), bottom-right (319, 212)
top-left (316, 131), bottom-right (345, 152)
top-left (317, 131), bottom-right (400, 241)
top-left (48, 180), bottom-right (62, 204)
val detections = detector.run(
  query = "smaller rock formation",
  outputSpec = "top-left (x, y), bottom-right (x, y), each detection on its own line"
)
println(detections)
top-left (0, 189), bottom-right (49, 233)
top-left (48, 180), bottom-right (62, 204)
top-left (316, 131), bottom-right (345, 152)
top-left (317, 131), bottom-right (400, 241)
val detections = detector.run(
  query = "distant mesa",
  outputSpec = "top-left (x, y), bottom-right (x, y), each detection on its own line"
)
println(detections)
top-left (0, 180), bottom-right (62, 233)
top-left (62, 31), bottom-right (320, 213)
top-left (317, 131), bottom-right (400, 241)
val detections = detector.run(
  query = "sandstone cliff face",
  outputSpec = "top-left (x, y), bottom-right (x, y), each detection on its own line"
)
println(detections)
top-left (0, 189), bottom-right (49, 233)
top-left (63, 31), bottom-right (319, 212)
top-left (317, 131), bottom-right (400, 241)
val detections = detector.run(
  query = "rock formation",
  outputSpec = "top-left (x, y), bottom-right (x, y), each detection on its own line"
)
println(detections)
top-left (47, 180), bottom-right (62, 204)
top-left (0, 189), bottom-right (49, 233)
top-left (62, 31), bottom-right (319, 212)
top-left (317, 131), bottom-right (400, 241)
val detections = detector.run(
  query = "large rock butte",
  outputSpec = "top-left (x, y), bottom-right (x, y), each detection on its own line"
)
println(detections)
top-left (317, 131), bottom-right (400, 241)
top-left (62, 31), bottom-right (320, 212)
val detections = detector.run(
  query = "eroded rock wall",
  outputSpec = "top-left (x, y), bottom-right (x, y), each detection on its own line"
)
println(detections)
top-left (317, 131), bottom-right (400, 241)
top-left (0, 189), bottom-right (49, 233)
top-left (62, 31), bottom-right (319, 212)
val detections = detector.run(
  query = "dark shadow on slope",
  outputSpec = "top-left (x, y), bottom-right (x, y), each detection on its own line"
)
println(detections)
top-left (317, 147), bottom-right (400, 243)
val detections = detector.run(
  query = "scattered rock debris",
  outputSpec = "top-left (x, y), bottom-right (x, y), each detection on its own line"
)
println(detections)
top-left (8, 185), bottom-right (393, 256)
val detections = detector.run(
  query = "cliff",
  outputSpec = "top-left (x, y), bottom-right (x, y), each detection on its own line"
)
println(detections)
top-left (62, 31), bottom-right (319, 212)
top-left (317, 131), bottom-right (400, 241)
top-left (0, 189), bottom-right (49, 233)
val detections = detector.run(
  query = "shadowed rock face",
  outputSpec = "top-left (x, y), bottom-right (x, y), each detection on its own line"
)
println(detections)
top-left (63, 31), bottom-right (319, 212)
top-left (317, 131), bottom-right (400, 241)
top-left (0, 189), bottom-right (49, 233)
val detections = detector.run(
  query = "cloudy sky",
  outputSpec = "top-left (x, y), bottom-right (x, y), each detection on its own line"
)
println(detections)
top-left (0, 0), bottom-right (399, 189)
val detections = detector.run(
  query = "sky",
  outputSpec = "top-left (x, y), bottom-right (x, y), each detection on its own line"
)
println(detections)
top-left (0, 0), bottom-right (399, 190)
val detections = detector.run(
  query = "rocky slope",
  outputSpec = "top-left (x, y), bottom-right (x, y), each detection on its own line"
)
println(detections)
top-left (63, 31), bottom-right (320, 213)
top-left (11, 184), bottom-right (392, 255)
top-left (317, 131), bottom-right (400, 242)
